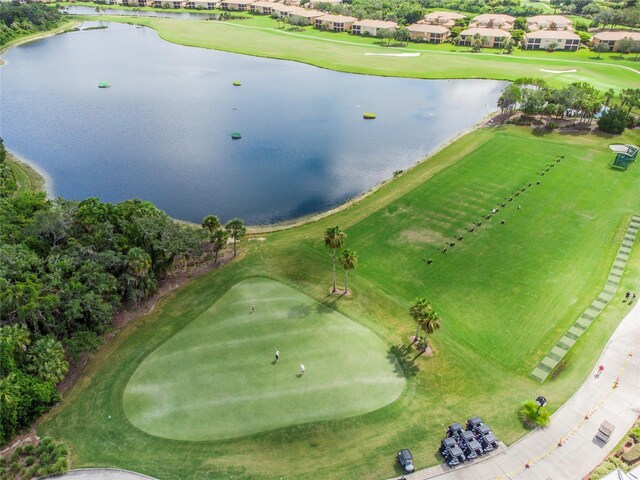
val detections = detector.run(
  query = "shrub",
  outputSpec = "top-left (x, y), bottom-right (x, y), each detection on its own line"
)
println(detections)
top-left (598, 108), bottom-right (629, 134)
top-left (631, 426), bottom-right (640, 442)
top-left (519, 401), bottom-right (551, 429)
top-left (622, 444), bottom-right (640, 464)
top-left (590, 457), bottom-right (624, 480)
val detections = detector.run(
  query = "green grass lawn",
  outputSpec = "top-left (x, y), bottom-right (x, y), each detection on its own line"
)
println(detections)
top-left (123, 278), bottom-right (404, 441)
top-left (73, 14), bottom-right (640, 90)
top-left (39, 126), bottom-right (640, 480)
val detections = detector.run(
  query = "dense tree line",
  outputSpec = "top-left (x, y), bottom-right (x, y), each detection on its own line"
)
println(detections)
top-left (497, 78), bottom-right (640, 133)
top-left (0, 2), bottom-right (64, 47)
top-left (317, 0), bottom-right (543, 24)
top-left (0, 144), bottom-right (209, 445)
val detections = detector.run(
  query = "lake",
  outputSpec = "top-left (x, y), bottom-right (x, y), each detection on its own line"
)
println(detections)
top-left (0, 22), bottom-right (506, 224)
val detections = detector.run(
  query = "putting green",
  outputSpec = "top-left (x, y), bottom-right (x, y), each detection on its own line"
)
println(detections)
top-left (123, 278), bottom-right (405, 441)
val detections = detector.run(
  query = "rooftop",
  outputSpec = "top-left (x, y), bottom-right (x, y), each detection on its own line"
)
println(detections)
top-left (407, 23), bottom-right (449, 34)
top-left (316, 14), bottom-right (358, 23)
top-left (593, 30), bottom-right (640, 41)
top-left (525, 30), bottom-right (580, 39)
top-left (353, 19), bottom-right (398, 28)
top-left (460, 27), bottom-right (511, 37)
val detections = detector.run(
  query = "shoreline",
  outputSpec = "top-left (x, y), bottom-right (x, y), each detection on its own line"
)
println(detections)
top-left (0, 20), bottom-right (80, 56)
top-left (6, 152), bottom-right (50, 196)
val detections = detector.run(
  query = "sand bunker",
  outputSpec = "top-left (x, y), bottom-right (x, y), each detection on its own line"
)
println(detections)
top-left (364, 53), bottom-right (420, 57)
top-left (539, 68), bottom-right (578, 74)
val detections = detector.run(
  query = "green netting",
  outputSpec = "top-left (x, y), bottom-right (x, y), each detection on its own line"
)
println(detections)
top-left (610, 145), bottom-right (638, 170)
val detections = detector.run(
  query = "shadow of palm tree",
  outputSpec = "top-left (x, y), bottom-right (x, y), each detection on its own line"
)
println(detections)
top-left (388, 344), bottom-right (419, 378)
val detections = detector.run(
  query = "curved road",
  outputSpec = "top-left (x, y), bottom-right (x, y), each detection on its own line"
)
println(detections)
top-left (402, 300), bottom-right (640, 480)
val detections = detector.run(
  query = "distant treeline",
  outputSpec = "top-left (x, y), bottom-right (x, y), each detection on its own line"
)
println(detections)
top-left (0, 138), bottom-right (207, 445)
top-left (316, 0), bottom-right (543, 24)
top-left (0, 1), bottom-right (64, 47)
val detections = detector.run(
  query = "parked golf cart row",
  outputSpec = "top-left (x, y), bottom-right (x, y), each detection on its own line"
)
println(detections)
top-left (440, 417), bottom-right (499, 467)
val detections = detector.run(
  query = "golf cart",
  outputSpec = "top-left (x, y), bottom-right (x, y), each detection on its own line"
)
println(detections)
top-left (440, 437), bottom-right (466, 467)
top-left (475, 424), bottom-right (498, 452)
top-left (397, 448), bottom-right (415, 473)
top-left (459, 430), bottom-right (483, 459)
top-left (446, 422), bottom-right (464, 440)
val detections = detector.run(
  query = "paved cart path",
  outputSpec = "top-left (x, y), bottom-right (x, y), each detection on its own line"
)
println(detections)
top-left (400, 299), bottom-right (640, 480)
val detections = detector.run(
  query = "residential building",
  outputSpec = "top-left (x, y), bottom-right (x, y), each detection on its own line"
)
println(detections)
top-left (469, 14), bottom-right (514, 31)
top-left (288, 9), bottom-right (324, 24)
top-left (421, 11), bottom-right (465, 28)
top-left (352, 19), bottom-right (398, 36)
top-left (459, 27), bottom-right (511, 48)
top-left (592, 31), bottom-right (640, 51)
top-left (249, 1), bottom-right (275, 14)
top-left (186, 0), bottom-right (219, 8)
top-left (220, 0), bottom-right (256, 10)
top-left (526, 15), bottom-right (573, 31)
top-left (315, 14), bottom-right (357, 32)
top-left (407, 23), bottom-right (449, 43)
top-left (269, 3), bottom-right (302, 16)
top-left (523, 30), bottom-right (580, 51)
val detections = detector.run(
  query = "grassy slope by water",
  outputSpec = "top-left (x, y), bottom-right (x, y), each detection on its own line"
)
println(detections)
top-left (6, 153), bottom-right (46, 193)
top-left (75, 14), bottom-right (640, 90)
top-left (39, 126), bottom-right (640, 480)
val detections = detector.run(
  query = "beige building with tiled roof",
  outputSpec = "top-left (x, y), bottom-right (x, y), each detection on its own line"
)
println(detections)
top-left (220, 0), bottom-right (256, 10)
top-left (352, 19), bottom-right (398, 36)
top-left (469, 14), bottom-right (515, 31)
top-left (526, 15), bottom-right (573, 31)
top-left (422, 11), bottom-right (465, 28)
top-left (270, 3), bottom-right (304, 16)
top-left (288, 9), bottom-right (324, 24)
top-left (315, 14), bottom-right (358, 32)
top-left (592, 31), bottom-right (640, 51)
top-left (459, 27), bottom-right (511, 48)
top-left (407, 24), bottom-right (450, 43)
top-left (249, 1), bottom-right (275, 14)
top-left (186, 0), bottom-right (219, 8)
top-left (524, 30), bottom-right (580, 51)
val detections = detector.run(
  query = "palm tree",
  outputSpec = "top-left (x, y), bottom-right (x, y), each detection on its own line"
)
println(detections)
top-left (210, 228), bottom-right (229, 263)
top-left (409, 297), bottom-right (429, 344)
top-left (225, 218), bottom-right (246, 257)
top-left (27, 336), bottom-right (68, 384)
top-left (324, 226), bottom-right (347, 293)
top-left (339, 249), bottom-right (358, 294)
top-left (126, 247), bottom-right (152, 278)
top-left (422, 307), bottom-right (441, 347)
top-left (201, 215), bottom-right (221, 235)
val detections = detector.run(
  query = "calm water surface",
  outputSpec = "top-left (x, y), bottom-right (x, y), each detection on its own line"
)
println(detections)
top-left (1, 23), bottom-right (506, 224)
top-left (64, 5), bottom-right (221, 19)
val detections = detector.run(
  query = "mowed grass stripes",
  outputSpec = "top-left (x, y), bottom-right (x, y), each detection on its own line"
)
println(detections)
top-left (123, 278), bottom-right (405, 441)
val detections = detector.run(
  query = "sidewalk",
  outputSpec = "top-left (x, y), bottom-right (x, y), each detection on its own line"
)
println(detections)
top-left (402, 300), bottom-right (640, 480)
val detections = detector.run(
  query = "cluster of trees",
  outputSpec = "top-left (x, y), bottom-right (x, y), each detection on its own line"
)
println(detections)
top-left (497, 78), bottom-right (640, 133)
top-left (0, 2), bottom-right (64, 47)
top-left (323, 226), bottom-right (358, 294)
top-left (409, 297), bottom-right (441, 356)
top-left (0, 140), bottom-right (213, 446)
top-left (592, 7), bottom-right (640, 30)
top-left (309, 0), bottom-right (542, 25)
top-left (201, 215), bottom-right (246, 259)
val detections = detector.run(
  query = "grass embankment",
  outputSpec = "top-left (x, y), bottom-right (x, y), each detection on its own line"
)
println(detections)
top-left (73, 14), bottom-right (640, 90)
top-left (40, 126), bottom-right (640, 480)
top-left (6, 153), bottom-right (45, 193)
top-left (0, 20), bottom-right (79, 55)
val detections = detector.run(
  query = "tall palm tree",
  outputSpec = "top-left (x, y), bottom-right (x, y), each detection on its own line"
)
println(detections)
top-left (409, 297), bottom-right (429, 344)
top-left (423, 308), bottom-right (441, 347)
top-left (339, 249), bottom-right (358, 294)
top-left (324, 226), bottom-right (347, 293)
top-left (211, 228), bottom-right (229, 263)
top-left (201, 215), bottom-right (221, 235)
top-left (225, 218), bottom-right (246, 257)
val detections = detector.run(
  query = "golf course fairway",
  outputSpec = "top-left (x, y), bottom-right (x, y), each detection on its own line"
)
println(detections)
top-left (123, 278), bottom-right (405, 441)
